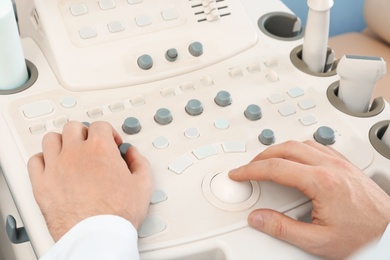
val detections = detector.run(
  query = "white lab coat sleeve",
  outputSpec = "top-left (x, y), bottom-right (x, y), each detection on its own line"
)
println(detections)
top-left (40, 215), bottom-right (140, 260)
top-left (348, 222), bottom-right (390, 259)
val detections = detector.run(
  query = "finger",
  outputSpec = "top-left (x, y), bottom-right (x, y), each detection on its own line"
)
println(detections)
top-left (41, 132), bottom-right (62, 165)
top-left (250, 140), bottom-right (334, 166)
top-left (87, 121), bottom-right (123, 147)
top-left (27, 153), bottom-right (45, 183)
top-left (229, 158), bottom-right (315, 198)
top-left (303, 140), bottom-right (343, 158)
top-left (61, 121), bottom-right (88, 148)
top-left (248, 209), bottom-right (327, 256)
top-left (125, 146), bottom-right (151, 176)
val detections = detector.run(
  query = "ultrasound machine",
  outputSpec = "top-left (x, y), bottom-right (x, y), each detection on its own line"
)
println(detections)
top-left (0, 0), bottom-right (389, 259)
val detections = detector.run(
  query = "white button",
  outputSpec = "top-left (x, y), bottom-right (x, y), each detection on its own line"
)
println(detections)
top-left (200, 76), bottom-right (214, 86)
top-left (128, 0), bottom-right (142, 4)
top-left (278, 105), bottom-right (296, 117)
top-left (246, 63), bottom-right (261, 73)
top-left (109, 102), bottom-right (125, 112)
top-left (300, 114), bottom-right (318, 126)
top-left (99, 0), bottom-right (116, 10)
top-left (87, 107), bottom-right (103, 118)
top-left (153, 136), bottom-right (169, 149)
top-left (214, 118), bottom-right (230, 130)
top-left (265, 70), bottom-right (279, 82)
top-left (53, 116), bottom-right (68, 128)
top-left (22, 101), bottom-right (54, 118)
top-left (184, 127), bottom-right (200, 139)
top-left (192, 145), bottom-right (218, 160)
top-left (29, 123), bottom-right (46, 134)
top-left (107, 21), bottom-right (124, 33)
top-left (288, 87), bottom-right (305, 98)
top-left (180, 83), bottom-right (195, 92)
top-left (78, 27), bottom-right (97, 39)
top-left (221, 141), bottom-right (246, 153)
top-left (135, 15), bottom-right (152, 27)
top-left (61, 96), bottom-right (77, 108)
top-left (150, 190), bottom-right (168, 205)
top-left (130, 95), bottom-right (145, 106)
top-left (168, 154), bottom-right (193, 174)
top-left (160, 88), bottom-right (175, 97)
top-left (264, 59), bottom-right (278, 68)
top-left (161, 8), bottom-right (178, 21)
top-left (138, 215), bottom-right (166, 238)
top-left (228, 68), bottom-right (243, 78)
top-left (268, 93), bottom-right (285, 104)
top-left (70, 4), bottom-right (88, 16)
top-left (298, 99), bottom-right (316, 110)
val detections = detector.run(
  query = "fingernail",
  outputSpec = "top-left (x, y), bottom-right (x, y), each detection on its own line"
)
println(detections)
top-left (249, 212), bottom-right (264, 229)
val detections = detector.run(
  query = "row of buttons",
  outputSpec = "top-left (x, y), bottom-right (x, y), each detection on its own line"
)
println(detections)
top-left (137, 42), bottom-right (203, 70)
top-left (70, 0), bottom-right (145, 16)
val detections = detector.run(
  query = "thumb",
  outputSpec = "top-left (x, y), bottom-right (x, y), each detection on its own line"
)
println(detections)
top-left (248, 209), bottom-right (327, 256)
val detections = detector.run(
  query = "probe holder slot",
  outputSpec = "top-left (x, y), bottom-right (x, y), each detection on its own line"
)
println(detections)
top-left (0, 60), bottom-right (38, 95)
top-left (258, 12), bottom-right (304, 41)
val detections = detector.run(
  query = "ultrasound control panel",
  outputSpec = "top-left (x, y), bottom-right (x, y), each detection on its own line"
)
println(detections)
top-left (1, 0), bottom-right (390, 259)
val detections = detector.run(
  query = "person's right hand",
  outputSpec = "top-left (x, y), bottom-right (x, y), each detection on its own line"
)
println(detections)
top-left (229, 140), bottom-right (390, 260)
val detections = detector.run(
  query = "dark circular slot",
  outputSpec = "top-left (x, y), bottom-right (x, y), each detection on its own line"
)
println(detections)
top-left (0, 60), bottom-right (38, 95)
top-left (258, 12), bottom-right (303, 41)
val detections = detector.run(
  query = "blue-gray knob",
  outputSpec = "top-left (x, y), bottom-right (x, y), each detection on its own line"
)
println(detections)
top-left (122, 117), bottom-right (141, 135)
top-left (137, 54), bottom-right (153, 70)
top-left (259, 129), bottom-right (275, 145)
top-left (165, 48), bottom-right (178, 62)
top-left (119, 143), bottom-right (132, 158)
top-left (215, 91), bottom-right (232, 107)
top-left (314, 126), bottom-right (335, 145)
top-left (154, 108), bottom-right (173, 125)
top-left (188, 42), bottom-right (203, 57)
top-left (185, 99), bottom-right (203, 116)
top-left (244, 104), bottom-right (262, 121)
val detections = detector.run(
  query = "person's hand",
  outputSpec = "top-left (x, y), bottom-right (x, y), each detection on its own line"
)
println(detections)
top-left (229, 140), bottom-right (390, 260)
top-left (28, 121), bottom-right (154, 241)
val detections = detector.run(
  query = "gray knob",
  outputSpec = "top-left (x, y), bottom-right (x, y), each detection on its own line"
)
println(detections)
top-left (215, 91), bottom-right (232, 107)
top-left (119, 143), bottom-right (132, 158)
top-left (185, 99), bottom-right (203, 116)
top-left (165, 48), bottom-right (178, 62)
top-left (244, 104), bottom-right (262, 121)
top-left (154, 108), bottom-right (173, 125)
top-left (137, 54), bottom-right (153, 70)
top-left (314, 126), bottom-right (335, 145)
top-left (259, 129), bottom-right (275, 145)
top-left (188, 42), bottom-right (203, 57)
top-left (122, 117), bottom-right (141, 135)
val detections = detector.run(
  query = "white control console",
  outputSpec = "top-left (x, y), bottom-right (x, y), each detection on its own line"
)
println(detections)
top-left (1, 0), bottom-right (389, 259)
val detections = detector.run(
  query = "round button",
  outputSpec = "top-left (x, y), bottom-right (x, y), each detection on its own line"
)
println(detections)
top-left (314, 126), bottom-right (335, 145)
top-left (153, 136), bottom-right (169, 149)
top-left (244, 104), bottom-right (262, 121)
top-left (214, 91), bottom-right (232, 107)
top-left (210, 171), bottom-right (252, 204)
top-left (214, 118), bottom-right (230, 130)
top-left (188, 42), bottom-right (203, 57)
top-left (119, 142), bottom-right (132, 158)
top-left (137, 54), bottom-right (153, 70)
top-left (61, 96), bottom-right (77, 108)
top-left (122, 117), bottom-right (141, 135)
top-left (184, 127), bottom-right (200, 139)
top-left (259, 129), bottom-right (275, 145)
top-left (185, 99), bottom-right (203, 116)
top-left (165, 48), bottom-right (178, 62)
top-left (154, 108), bottom-right (173, 125)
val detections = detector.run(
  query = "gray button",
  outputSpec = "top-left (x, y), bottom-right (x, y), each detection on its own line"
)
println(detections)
top-left (165, 48), bottom-right (178, 62)
top-left (153, 136), bottom-right (169, 149)
top-left (150, 190), bottom-right (168, 204)
top-left (259, 129), bottom-right (275, 145)
top-left (214, 91), bottom-right (232, 107)
top-left (154, 108), bottom-right (172, 125)
top-left (244, 104), bottom-right (262, 121)
top-left (119, 143), bottom-right (132, 158)
top-left (185, 99), bottom-right (203, 116)
top-left (188, 42), bottom-right (203, 57)
top-left (138, 215), bottom-right (166, 238)
top-left (137, 54), bottom-right (153, 70)
top-left (122, 117), bottom-right (141, 135)
top-left (314, 126), bottom-right (335, 145)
